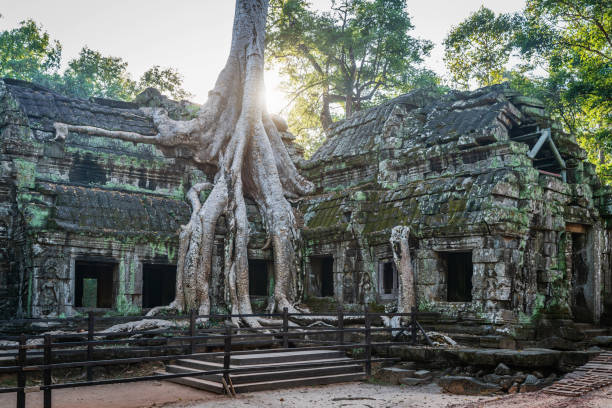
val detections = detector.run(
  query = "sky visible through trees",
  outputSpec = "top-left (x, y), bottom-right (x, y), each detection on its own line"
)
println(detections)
top-left (0, 0), bottom-right (525, 110)
top-left (1, 0), bottom-right (609, 182)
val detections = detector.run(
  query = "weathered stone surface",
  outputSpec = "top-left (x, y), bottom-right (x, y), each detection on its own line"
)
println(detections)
top-left (453, 348), bottom-right (562, 368)
top-left (438, 376), bottom-right (502, 395)
top-left (591, 336), bottom-right (612, 347)
top-left (519, 374), bottom-right (540, 393)
top-left (1, 75), bottom-right (611, 326)
top-left (413, 370), bottom-right (432, 379)
top-left (494, 363), bottom-right (511, 376)
top-left (376, 367), bottom-right (416, 384)
top-left (400, 377), bottom-right (431, 386)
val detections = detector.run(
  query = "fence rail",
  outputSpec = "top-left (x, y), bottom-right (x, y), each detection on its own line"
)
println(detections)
top-left (0, 307), bottom-right (437, 408)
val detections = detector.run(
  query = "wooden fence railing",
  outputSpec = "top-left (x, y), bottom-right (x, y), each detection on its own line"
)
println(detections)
top-left (0, 307), bottom-right (438, 408)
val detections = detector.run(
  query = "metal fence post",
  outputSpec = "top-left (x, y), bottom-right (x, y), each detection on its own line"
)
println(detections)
top-left (189, 309), bottom-right (196, 354)
top-left (223, 324), bottom-right (232, 384)
top-left (87, 312), bottom-right (94, 381)
top-left (16, 333), bottom-right (26, 408)
top-left (337, 306), bottom-right (344, 345)
top-left (282, 307), bottom-right (289, 348)
top-left (43, 334), bottom-right (52, 408)
top-left (411, 306), bottom-right (417, 345)
top-left (364, 305), bottom-right (371, 378)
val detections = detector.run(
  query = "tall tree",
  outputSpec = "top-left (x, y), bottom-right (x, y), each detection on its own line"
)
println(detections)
top-left (60, 47), bottom-right (137, 100)
top-left (514, 0), bottom-right (611, 183)
top-left (54, 0), bottom-right (313, 327)
top-left (444, 1), bottom-right (611, 183)
top-left (267, 0), bottom-right (433, 133)
top-left (0, 18), bottom-right (61, 81)
top-left (59, 48), bottom-right (191, 101)
top-left (0, 19), bottom-right (189, 101)
top-left (139, 66), bottom-right (191, 100)
top-left (443, 6), bottom-right (517, 89)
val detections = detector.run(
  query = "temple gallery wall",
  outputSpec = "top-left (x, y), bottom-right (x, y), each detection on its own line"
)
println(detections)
top-left (1, 78), bottom-right (611, 326)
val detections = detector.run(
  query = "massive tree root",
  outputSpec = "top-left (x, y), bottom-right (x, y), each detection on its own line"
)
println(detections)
top-left (390, 226), bottom-right (415, 314)
top-left (54, 0), bottom-right (313, 327)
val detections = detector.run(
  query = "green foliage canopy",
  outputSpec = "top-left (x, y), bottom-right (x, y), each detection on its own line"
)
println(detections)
top-left (0, 18), bottom-right (61, 82)
top-left (443, 7), bottom-right (518, 88)
top-left (267, 0), bottom-right (438, 156)
top-left (443, 1), bottom-right (611, 183)
top-left (0, 18), bottom-right (190, 101)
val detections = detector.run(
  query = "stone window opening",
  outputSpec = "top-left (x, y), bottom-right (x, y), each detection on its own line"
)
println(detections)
top-left (440, 252), bottom-right (473, 302)
top-left (142, 263), bottom-right (177, 308)
top-left (310, 256), bottom-right (334, 297)
top-left (378, 260), bottom-right (398, 299)
top-left (74, 260), bottom-right (117, 308)
top-left (248, 259), bottom-right (269, 297)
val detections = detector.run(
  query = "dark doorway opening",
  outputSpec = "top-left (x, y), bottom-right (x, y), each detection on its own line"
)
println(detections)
top-left (75, 261), bottom-right (116, 308)
top-left (571, 230), bottom-right (593, 322)
top-left (378, 261), bottom-right (398, 299)
top-left (142, 264), bottom-right (177, 308)
top-left (443, 252), bottom-right (473, 302)
top-left (311, 256), bottom-right (334, 297)
top-left (248, 260), bottom-right (269, 296)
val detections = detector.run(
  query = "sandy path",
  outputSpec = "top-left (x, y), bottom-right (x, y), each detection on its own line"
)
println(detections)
top-left (0, 380), bottom-right (224, 408)
top-left (1, 380), bottom-right (610, 408)
top-left (176, 382), bottom-right (495, 408)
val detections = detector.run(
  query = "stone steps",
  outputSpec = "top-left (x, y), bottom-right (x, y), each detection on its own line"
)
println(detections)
top-left (158, 349), bottom-right (364, 394)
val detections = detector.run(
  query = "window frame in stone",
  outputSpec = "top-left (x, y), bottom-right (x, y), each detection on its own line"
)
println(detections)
top-left (74, 260), bottom-right (118, 309)
top-left (377, 260), bottom-right (398, 300)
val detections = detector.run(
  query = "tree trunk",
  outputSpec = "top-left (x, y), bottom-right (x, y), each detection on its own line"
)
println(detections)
top-left (390, 226), bottom-right (415, 313)
top-left (54, 0), bottom-right (313, 327)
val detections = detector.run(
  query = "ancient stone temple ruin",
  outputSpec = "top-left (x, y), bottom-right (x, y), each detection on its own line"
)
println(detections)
top-left (1, 78), bottom-right (611, 326)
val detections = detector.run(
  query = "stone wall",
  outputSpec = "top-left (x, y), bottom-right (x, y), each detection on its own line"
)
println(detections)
top-left (299, 84), bottom-right (612, 324)
top-left (2, 78), bottom-right (610, 326)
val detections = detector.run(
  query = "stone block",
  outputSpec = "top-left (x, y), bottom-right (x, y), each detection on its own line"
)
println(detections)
top-left (413, 370), bottom-right (432, 379)
top-left (395, 361), bottom-right (416, 370)
top-left (492, 182), bottom-right (519, 199)
top-left (400, 377), bottom-right (430, 386)
top-left (494, 363), bottom-right (511, 376)
top-left (472, 249), bottom-right (499, 263)
top-left (376, 367), bottom-right (417, 385)
top-left (437, 376), bottom-right (502, 395)
top-left (417, 263), bottom-right (439, 285)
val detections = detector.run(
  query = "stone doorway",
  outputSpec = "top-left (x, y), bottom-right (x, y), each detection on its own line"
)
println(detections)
top-left (142, 263), bottom-right (177, 308)
top-left (310, 256), bottom-right (334, 297)
top-left (569, 225), bottom-right (594, 322)
top-left (74, 260), bottom-right (117, 308)
top-left (441, 252), bottom-right (473, 302)
top-left (248, 260), bottom-right (269, 296)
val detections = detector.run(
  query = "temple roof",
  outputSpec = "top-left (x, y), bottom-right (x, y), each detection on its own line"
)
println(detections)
top-left (311, 84), bottom-right (527, 163)
top-left (3, 78), bottom-right (155, 137)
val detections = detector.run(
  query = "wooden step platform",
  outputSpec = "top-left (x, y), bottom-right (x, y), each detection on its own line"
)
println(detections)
top-left (543, 351), bottom-right (612, 396)
top-left (157, 349), bottom-right (364, 394)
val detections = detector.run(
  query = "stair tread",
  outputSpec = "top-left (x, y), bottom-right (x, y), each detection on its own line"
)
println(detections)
top-left (177, 356), bottom-right (354, 368)
top-left (224, 350), bottom-right (343, 360)
top-left (233, 372), bottom-right (364, 388)
top-left (155, 371), bottom-right (224, 391)
top-left (159, 348), bottom-right (364, 393)
top-left (166, 363), bottom-right (362, 377)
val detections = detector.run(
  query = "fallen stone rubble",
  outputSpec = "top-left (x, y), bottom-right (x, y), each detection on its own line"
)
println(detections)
top-left (376, 361), bottom-right (559, 395)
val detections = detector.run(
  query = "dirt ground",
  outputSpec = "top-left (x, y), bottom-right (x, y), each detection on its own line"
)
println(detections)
top-left (0, 380), bottom-right (610, 408)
